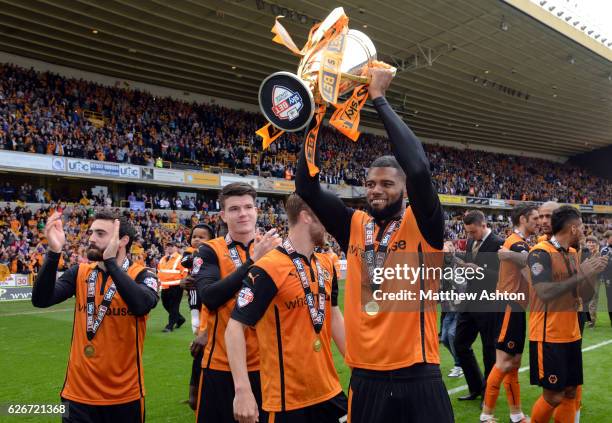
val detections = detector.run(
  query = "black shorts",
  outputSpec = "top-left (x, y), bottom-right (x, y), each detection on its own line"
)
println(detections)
top-left (196, 368), bottom-right (266, 423)
top-left (188, 288), bottom-right (201, 311)
top-left (348, 364), bottom-right (454, 423)
top-left (61, 397), bottom-right (144, 423)
top-left (190, 348), bottom-right (204, 388)
top-left (529, 340), bottom-right (583, 391)
top-left (495, 302), bottom-right (526, 355)
top-left (268, 392), bottom-right (348, 423)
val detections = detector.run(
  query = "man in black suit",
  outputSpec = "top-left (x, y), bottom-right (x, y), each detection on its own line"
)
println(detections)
top-left (455, 210), bottom-right (503, 401)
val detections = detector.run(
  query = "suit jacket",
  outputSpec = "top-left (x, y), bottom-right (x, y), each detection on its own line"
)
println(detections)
top-left (463, 233), bottom-right (504, 312)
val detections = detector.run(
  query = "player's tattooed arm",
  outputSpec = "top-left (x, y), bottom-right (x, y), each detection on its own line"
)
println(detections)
top-left (528, 250), bottom-right (606, 302)
top-left (498, 242), bottom-right (529, 266)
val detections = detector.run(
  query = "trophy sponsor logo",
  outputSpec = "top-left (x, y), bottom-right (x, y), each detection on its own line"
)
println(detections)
top-left (271, 86), bottom-right (303, 121)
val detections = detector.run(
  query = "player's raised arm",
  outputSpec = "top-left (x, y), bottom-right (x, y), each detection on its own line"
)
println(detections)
top-left (369, 68), bottom-right (443, 250)
top-left (32, 212), bottom-right (76, 307)
top-left (295, 128), bottom-right (354, 253)
top-left (100, 219), bottom-right (158, 316)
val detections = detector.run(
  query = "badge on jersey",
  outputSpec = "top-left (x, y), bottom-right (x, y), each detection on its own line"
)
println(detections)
top-left (237, 287), bottom-right (255, 308)
top-left (192, 257), bottom-right (203, 275)
top-left (531, 262), bottom-right (544, 276)
top-left (143, 277), bottom-right (159, 292)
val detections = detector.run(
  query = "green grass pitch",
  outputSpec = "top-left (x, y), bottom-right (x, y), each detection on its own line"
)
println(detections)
top-left (1, 282), bottom-right (611, 422)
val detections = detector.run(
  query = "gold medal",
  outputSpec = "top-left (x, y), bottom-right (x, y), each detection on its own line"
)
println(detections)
top-left (313, 337), bottom-right (322, 352)
top-left (365, 301), bottom-right (379, 316)
top-left (84, 344), bottom-right (95, 358)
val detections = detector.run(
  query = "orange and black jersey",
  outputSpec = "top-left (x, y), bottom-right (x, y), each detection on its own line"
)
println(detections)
top-left (537, 234), bottom-right (549, 243)
top-left (295, 96), bottom-right (444, 254)
top-left (295, 96), bottom-right (444, 372)
top-left (343, 208), bottom-right (443, 370)
top-left (31, 252), bottom-right (159, 405)
top-left (32, 252), bottom-right (158, 317)
top-left (497, 232), bottom-right (530, 308)
top-left (527, 240), bottom-right (581, 343)
top-left (192, 236), bottom-right (259, 371)
top-left (231, 248), bottom-right (342, 412)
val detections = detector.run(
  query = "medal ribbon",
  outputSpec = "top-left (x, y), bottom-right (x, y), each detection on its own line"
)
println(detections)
top-left (225, 234), bottom-right (245, 269)
top-left (514, 228), bottom-right (526, 240)
top-left (364, 216), bottom-right (403, 292)
top-left (282, 238), bottom-right (326, 334)
top-left (86, 257), bottom-right (129, 341)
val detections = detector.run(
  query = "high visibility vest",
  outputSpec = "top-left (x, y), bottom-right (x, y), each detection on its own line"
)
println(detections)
top-left (157, 253), bottom-right (186, 288)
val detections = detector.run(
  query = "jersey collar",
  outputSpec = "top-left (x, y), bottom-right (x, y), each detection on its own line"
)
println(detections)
top-left (549, 236), bottom-right (568, 252)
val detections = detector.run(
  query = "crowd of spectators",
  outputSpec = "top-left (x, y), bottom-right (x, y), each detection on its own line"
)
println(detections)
top-left (0, 183), bottom-right (292, 217)
top-left (1, 197), bottom-right (609, 278)
top-left (0, 198), bottom-right (289, 275)
top-left (1, 63), bottom-right (610, 204)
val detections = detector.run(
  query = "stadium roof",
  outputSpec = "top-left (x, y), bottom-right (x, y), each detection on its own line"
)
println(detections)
top-left (0, 0), bottom-right (610, 157)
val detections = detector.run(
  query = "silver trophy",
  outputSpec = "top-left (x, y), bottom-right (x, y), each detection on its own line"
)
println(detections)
top-left (258, 7), bottom-right (394, 133)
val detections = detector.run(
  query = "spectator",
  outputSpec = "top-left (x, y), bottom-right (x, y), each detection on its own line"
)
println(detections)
top-left (0, 63), bottom-right (609, 204)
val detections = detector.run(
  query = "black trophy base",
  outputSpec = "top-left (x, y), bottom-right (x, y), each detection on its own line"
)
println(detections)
top-left (258, 71), bottom-right (315, 132)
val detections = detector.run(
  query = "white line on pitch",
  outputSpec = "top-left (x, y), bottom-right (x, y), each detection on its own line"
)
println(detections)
top-left (447, 338), bottom-right (612, 395)
top-left (0, 308), bottom-right (72, 317)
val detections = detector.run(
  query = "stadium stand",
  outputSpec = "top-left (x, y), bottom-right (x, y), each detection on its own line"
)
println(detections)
top-left (2, 196), bottom-right (609, 278)
top-left (1, 64), bottom-right (610, 205)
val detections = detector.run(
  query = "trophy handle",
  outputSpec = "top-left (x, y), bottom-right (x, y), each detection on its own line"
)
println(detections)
top-left (341, 73), bottom-right (370, 84)
top-left (340, 66), bottom-right (397, 85)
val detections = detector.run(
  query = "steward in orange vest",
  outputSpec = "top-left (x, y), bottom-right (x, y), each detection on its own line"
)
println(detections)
top-left (157, 242), bottom-right (187, 332)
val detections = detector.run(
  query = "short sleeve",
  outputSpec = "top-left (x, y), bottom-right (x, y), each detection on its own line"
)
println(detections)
top-left (231, 266), bottom-right (278, 327)
top-left (331, 267), bottom-right (339, 307)
top-left (527, 249), bottom-right (553, 284)
top-left (510, 240), bottom-right (530, 254)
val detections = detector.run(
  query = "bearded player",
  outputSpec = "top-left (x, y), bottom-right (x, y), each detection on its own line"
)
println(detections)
top-left (296, 68), bottom-right (452, 422)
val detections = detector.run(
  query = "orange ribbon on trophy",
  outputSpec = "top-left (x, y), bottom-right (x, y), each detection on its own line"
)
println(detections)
top-left (329, 85), bottom-right (369, 142)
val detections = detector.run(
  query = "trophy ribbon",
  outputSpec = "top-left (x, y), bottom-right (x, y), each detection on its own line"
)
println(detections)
top-left (329, 84), bottom-right (370, 142)
top-left (258, 7), bottom-right (385, 177)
